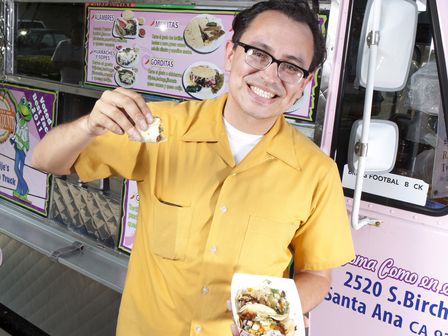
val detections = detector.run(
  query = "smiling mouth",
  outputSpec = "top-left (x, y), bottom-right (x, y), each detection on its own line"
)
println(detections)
top-left (250, 85), bottom-right (276, 99)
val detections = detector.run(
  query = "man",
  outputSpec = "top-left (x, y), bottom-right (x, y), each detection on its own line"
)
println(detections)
top-left (32, 1), bottom-right (355, 335)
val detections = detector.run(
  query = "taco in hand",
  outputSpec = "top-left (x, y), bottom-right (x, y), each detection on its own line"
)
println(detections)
top-left (133, 116), bottom-right (166, 143)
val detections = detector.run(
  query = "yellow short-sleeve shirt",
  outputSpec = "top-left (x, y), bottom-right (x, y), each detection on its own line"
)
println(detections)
top-left (74, 94), bottom-right (354, 336)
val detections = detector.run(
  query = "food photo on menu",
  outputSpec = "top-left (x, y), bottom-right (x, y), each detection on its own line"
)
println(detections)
top-left (231, 273), bottom-right (305, 336)
top-left (184, 14), bottom-right (226, 53)
top-left (114, 47), bottom-right (138, 88)
top-left (113, 10), bottom-right (146, 39)
top-left (116, 47), bottom-right (139, 67)
top-left (181, 14), bottom-right (227, 99)
top-left (110, 10), bottom-right (146, 88)
top-left (182, 62), bottom-right (225, 99)
top-left (114, 67), bottom-right (137, 88)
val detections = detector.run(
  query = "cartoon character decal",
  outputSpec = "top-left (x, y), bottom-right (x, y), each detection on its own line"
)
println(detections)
top-left (0, 85), bottom-right (55, 215)
top-left (9, 96), bottom-right (32, 202)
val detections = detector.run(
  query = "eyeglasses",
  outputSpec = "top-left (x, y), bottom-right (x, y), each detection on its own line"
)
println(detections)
top-left (235, 41), bottom-right (310, 84)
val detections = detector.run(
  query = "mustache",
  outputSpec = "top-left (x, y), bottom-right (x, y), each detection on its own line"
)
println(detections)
top-left (245, 75), bottom-right (284, 96)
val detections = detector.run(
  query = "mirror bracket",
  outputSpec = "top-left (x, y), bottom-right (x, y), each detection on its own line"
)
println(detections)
top-left (354, 142), bottom-right (368, 157)
top-left (366, 30), bottom-right (380, 47)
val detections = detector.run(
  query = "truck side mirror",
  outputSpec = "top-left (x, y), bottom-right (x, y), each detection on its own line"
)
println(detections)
top-left (350, 0), bottom-right (417, 230)
top-left (356, 0), bottom-right (418, 91)
top-left (348, 119), bottom-right (399, 174)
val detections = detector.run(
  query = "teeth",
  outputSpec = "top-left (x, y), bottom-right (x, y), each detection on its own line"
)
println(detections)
top-left (250, 85), bottom-right (275, 99)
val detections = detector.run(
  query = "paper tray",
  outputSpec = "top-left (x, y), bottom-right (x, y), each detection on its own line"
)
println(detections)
top-left (231, 273), bottom-right (305, 336)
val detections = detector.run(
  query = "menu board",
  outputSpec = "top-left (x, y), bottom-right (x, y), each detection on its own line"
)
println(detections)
top-left (0, 83), bottom-right (56, 216)
top-left (85, 5), bottom-right (235, 100)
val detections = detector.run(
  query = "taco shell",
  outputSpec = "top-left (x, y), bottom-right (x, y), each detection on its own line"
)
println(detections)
top-left (133, 116), bottom-right (166, 143)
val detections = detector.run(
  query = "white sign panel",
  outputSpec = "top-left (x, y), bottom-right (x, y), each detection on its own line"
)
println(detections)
top-left (310, 219), bottom-right (448, 336)
top-left (342, 165), bottom-right (428, 205)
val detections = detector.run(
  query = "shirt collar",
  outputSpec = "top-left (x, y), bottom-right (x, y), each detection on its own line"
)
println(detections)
top-left (182, 93), bottom-right (301, 171)
top-left (264, 116), bottom-right (302, 171)
top-left (182, 94), bottom-right (228, 142)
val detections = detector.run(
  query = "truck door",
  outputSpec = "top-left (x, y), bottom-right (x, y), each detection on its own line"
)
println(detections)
top-left (311, 0), bottom-right (448, 335)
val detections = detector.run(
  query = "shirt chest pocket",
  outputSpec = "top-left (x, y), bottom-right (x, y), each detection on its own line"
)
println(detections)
top-left (150, 199), bottom-right (193, 261)
top-left (238, 216), bottom-right (299, 273)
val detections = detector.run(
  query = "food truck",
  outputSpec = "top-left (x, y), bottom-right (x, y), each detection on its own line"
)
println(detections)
top-left (0, 0), bottom-right (447, 335)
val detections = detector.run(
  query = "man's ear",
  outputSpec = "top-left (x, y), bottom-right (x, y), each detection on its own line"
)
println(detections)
top-left (303, 72), bottom-right (314, 87)
top-left (292, 72), bottom-right (315, 102)
top-left (224, 40), bottom-right (235, 72)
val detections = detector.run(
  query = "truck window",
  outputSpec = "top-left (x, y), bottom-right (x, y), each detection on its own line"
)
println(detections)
top-left (334, 0), bottom-right (448, 213)
top-left (10, 1), bottom-right (124, 248)
top-left (14, 2), bottom-right (84, 84)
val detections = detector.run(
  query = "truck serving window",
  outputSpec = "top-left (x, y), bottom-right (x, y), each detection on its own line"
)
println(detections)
top-left (334, 0), bottom-right (448, 214)
top-left (51, 93), bottom-right (123, 248)
top-left (14, 2), bottom-right (84, 84)
top-left (9, 2), bottom-right (124, 248)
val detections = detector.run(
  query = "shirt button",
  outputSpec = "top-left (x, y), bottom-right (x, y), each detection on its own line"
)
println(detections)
top-left (220, 206), bottom-right (228, 213)
top-left (195, 325), bottom-right (202, 333)
top-left (210, 245), bottom-right (217, 254)
top-left (201, 286), bottom-right (209, 295)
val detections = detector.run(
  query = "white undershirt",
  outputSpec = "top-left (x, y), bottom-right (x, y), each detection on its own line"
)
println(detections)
top-left (223, 118), bottom-right (263, 164)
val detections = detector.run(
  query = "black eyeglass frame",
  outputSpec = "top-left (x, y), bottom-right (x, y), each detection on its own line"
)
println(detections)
top-left (235, 41), bottom-right (310, 82)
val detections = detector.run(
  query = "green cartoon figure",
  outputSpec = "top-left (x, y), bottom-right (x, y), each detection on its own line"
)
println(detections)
top-left (9, 96), bottom-right (32, 202)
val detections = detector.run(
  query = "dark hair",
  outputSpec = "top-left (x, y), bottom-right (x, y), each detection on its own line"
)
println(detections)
top-left (232, 0), bottom-right (326, 72)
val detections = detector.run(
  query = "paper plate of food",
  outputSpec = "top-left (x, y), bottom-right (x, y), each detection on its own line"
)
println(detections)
top-left (113, 10), bottom-right (138, 39)
top-left (182, 62), bottom-right (225, 100)
top-left (184, 14), bottom-right (226, 54)
top-left (114, 67), bottom-right (137, 88)
top-left (231, 273), bottom-right (305, 336)
top-left (116, 47), bottom-right (139, 68)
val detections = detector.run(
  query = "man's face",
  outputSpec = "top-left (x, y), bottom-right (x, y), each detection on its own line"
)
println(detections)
top-left (224, 10), bottom-right (315, 133)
